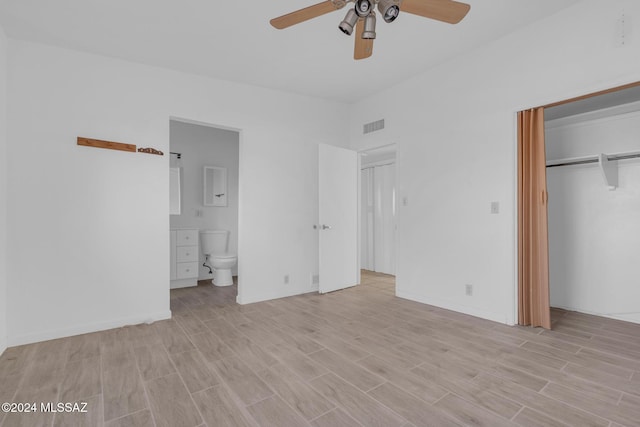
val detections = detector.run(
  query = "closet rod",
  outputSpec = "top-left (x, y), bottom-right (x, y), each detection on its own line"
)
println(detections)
top-left (546, 152), bottom-right (640, 168)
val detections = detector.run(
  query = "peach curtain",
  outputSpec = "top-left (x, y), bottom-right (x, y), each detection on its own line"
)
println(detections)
top-left (517, 108), bottom-right (551, 329)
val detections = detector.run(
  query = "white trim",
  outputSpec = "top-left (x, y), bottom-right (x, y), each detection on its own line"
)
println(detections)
top-left (515, 79), bottom-right (640, 114)
top-left (236, 129), bottom-right (244, 306)
top-left (169, 116), bottom-right (242, 134)
top-left (552, 304), bottom-right (640, 326)
top-left (237, 286), bottom-right (318, 305)
top-left (512, 111), bottom-right (519, 327)
top-left (357, 152), bottom-right (362, 286)
top-left (8, 310), bottom-right (172, 347)
top-left (357, 142), bottom-right (396, 153)
top-left (545, 100), bottom-right (640, 129)
top-left (168, 116), bottom-right (244, 304)
top-left (0, 337), bottom-right (6, 357)
top-left (170, 278), bottom-right (198, 289)
top-left (396, 289), bottom-right (510, 325)
top-left (361, 159), bottom-right (395, 169)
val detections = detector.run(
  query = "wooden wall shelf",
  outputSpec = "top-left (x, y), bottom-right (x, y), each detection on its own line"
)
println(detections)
top-left (77, 137), bottom-right (136, 152)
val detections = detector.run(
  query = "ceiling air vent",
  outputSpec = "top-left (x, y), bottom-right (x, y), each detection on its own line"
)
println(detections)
top-left (363, 119), bottom-right (385, 134)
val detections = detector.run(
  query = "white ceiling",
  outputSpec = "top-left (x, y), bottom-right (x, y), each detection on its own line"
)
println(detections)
top-left (0, 0), bottom-right (583, 103)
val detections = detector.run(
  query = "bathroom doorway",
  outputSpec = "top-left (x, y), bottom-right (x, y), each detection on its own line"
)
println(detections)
top-left (169, 118), bottom-right (240, 297)
top-left (359, 144), bottom-right (397, 276)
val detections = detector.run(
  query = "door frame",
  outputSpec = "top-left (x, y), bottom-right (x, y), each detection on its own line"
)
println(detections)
top-left (513, 80), bottom-right (640, 326)
top-left (168, 116), bottom-right (244, 302)
top-left (357, 143), bottom-right (398, 281)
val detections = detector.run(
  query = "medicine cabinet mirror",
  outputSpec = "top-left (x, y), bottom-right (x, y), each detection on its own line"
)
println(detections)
top-left (203, 166), bottom-right (228, 207)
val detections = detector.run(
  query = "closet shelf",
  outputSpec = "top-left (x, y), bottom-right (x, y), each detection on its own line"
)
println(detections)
top-left (546, 150), bottom-right (640, 191)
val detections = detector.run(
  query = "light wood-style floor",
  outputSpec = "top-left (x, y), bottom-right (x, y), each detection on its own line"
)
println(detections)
top-left (1, 271), bottom-right (640, 427)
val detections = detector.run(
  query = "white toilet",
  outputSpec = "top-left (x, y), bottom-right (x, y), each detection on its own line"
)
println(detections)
top-left (200, 230), bottom-right (237, 287)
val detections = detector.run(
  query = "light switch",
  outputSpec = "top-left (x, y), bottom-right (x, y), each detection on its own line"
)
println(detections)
top-left (491, 201), bottom-right (499, 214)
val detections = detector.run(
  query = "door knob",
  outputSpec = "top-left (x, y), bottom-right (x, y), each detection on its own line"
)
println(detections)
top-left (322, 224), bottom-right (332, 230)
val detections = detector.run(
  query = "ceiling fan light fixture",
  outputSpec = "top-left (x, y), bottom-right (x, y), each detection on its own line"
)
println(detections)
top-left (378, 0), bottom-right (400, 23)
top-left (362, 12), bottom-right (376, 39)
top-left (339, 8), bottom-right (359, 35)
top-left (354, 0), bottom-right (372, 17)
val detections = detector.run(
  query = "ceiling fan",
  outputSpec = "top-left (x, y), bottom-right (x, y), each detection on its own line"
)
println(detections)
top-left (270, 0), bottom-right (471, 60)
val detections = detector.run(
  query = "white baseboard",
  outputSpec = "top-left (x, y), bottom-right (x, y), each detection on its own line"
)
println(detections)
top-left (8, 310), bottom-right (172, 347)
top-left (396, 289), bottom-right (509, 325)
top-left (552, 304), bottom-right (640, 325)
top-left (0, 336), bottom-right (6, 357)
top-left (171, 278), bottom-right (198, 289)
top-left (608, 313), bottom-right (640, 325)
top-left (237, 285), bottom-right (318, 305)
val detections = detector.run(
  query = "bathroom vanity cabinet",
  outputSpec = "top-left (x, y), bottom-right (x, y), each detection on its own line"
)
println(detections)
top-left (170, 228), bottom-right (199, 289)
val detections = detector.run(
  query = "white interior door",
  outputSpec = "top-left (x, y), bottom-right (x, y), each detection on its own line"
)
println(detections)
top-left (374, 163), bottom-right (396, 275)
top-left (319, 144), bottom-right (359, 294)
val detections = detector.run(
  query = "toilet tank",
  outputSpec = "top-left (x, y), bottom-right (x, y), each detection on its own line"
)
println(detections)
top-left (200, 230), bottom-right (229, 255)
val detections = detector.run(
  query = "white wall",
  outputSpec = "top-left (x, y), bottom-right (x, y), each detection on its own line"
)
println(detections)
top-left (0, 25), bottom-right (8, 355)
top-left (349, 0), bottom-right (640, 325)
top-left (547, 106), bottom-right (640, 324)
top-left (6, 40), bottom-right (349, 345)
top-left (169, 120), bottom-right (239, 278)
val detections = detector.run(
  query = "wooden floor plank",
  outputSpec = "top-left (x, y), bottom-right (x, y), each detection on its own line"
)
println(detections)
top-left (145, 373), bottom-right (202, 427)
top-left (257, 363), bottom-right (335, 421)
top-left (170, 350), bottom-right (221, 393)
top-left (309, 373), bottom-right (406, 427)
top-left (307, 349), bottom-right (385, 392)
top-left (104, 410), bottom-right (155, 427)
top-left (192, 384), bottom-right (253, 427)
top-left (309, 408), bottom-right (363, 427)
top-left (433, 393), bottom-right (514, 427)
top-left (367, 382), bottom-right (462, 427)
top-left (246, 395), bottom-right (309, 427)
top-left (212, 357), bottom-right (275, 405)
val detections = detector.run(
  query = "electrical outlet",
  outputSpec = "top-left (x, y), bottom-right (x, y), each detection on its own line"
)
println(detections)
top-left (311, 274), bottom-right (319, 285)
top-left (465, 284), bottom-right (473, 296)
top-left (284, 275), bottom-right (289, 285)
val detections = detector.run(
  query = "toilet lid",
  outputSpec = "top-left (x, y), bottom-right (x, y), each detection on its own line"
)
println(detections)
top-left (212, 253), bottom-right (236, 260)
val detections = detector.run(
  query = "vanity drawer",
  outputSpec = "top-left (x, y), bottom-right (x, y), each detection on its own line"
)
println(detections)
top-left (176, 229), bottom-right (198, 246)
top-left (176, 262), bottom-right (198, 279)
top-left (177, 246), bottom-right (198, 262)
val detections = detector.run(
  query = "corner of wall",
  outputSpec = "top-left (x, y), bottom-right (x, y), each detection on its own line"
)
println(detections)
top-left (0, 24), bottom-right (8, 356)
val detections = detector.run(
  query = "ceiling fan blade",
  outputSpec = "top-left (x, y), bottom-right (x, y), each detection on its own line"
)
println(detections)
top-left (400, 0), bottom-right (470, 24)
top-left (354, 18), bottom-right (374, 60)
top-left (270, 1), bottom-right (344, 29)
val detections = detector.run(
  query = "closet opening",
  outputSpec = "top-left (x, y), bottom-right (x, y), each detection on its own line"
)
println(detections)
top-left (518, 82), bottom-right (640, 329)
